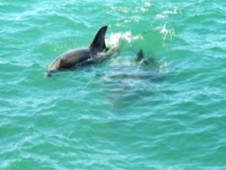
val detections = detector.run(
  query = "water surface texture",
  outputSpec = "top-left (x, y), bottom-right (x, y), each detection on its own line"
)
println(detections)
top-left (1, 0), bottom-right (226, 169)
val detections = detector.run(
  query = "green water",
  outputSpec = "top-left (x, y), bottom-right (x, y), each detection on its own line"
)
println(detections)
top-left (1, 0), bottom-right (226, 169)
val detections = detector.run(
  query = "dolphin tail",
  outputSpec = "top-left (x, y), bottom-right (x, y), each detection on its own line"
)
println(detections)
top-left (89, 26), bottom-right (108, 52)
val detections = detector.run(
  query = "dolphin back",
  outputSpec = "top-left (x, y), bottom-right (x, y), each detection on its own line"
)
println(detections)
top-left (89, 26), bottom-right (108, 52)
top-left (46, 26), bottom-right (110, 77)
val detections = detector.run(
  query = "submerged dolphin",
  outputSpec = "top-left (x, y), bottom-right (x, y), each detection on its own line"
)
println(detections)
top-left (97, 49), bottom-right (161, 81)
top-left (46, 26), bottom-right (111, 77)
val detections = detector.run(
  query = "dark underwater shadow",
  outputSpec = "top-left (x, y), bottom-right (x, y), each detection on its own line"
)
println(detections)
top-left (96, 54), bottom-right (167, 110)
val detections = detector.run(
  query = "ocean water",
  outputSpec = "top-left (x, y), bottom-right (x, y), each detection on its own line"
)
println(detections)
top-left (1, 0), bottom-right (226, 169)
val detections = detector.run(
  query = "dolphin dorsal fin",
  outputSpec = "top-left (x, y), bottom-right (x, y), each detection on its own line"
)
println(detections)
top-left (136, 49), bottom-right (144, 62)
top-left (89, 26), bottom-right (108, 52)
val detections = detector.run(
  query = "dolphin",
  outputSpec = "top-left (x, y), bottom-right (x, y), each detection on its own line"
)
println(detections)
top-left (46, 26), bottom-right (111, 77)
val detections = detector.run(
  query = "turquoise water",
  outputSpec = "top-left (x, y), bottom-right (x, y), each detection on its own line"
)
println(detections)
top-left (1, 0), bottom-right (226, 169)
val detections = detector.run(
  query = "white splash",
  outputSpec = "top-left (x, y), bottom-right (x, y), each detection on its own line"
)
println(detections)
top-left (106, 31), bottom-right (143, 48)
top-left (159, 61), bottom-right (170, 74)
top-left (144, 1), bottom-right (151, 7)
top-left (155, 8), bottom-right (179, 20)
top-left (160, 24), bottom-right (175, 40)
